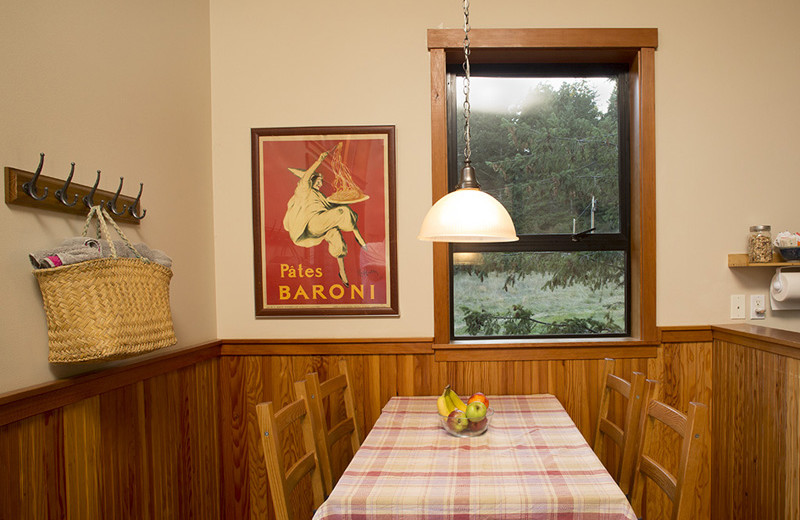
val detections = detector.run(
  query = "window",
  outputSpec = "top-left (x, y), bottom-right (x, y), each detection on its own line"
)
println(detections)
top-left (427, 29), bottom-right (658, 354)
top-left (449, 64), bottom-right (630, 340)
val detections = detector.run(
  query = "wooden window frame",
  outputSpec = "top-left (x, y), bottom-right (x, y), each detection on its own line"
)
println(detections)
top-left (427, 28), bottom-right (658, 360)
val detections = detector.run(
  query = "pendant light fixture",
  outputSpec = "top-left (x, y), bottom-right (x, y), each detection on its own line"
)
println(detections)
top-left (418, 0), bottom-right (518, 243)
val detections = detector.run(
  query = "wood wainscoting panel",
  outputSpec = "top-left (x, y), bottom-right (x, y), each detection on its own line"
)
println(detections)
top-left (143, 360), bottom-right (221, 519)
top-left (0, 407), bottom-right (66, 520)
top-left (712, 336), bottom-right (800, 520)
top-left (788, 358), bottom-right (800, 520)
top-left (219, 339), bottom-right (712, 520)
top-left (0, 358), bottom-right (221, 520)
top-left (98, 382), bottom-right (147, 517)
top-left (63, 397), bottom-right (101, 519)
top-left (0, 332), bottom-right (716, 520)
top-left (645, 341), bottom-right (713, 520)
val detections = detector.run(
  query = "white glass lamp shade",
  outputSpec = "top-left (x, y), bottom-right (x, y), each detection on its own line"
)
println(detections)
top-left (418, 188), bottom-right (518, 242)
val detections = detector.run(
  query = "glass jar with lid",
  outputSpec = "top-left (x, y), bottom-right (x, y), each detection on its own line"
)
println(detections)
top-left (748, 225), bottom-right (772, 263)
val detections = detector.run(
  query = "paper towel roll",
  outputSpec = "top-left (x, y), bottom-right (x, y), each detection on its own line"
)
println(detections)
top-left (770, 268), bottom-right (800, 310)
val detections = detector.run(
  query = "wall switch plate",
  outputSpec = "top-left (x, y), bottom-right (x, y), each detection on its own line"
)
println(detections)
top-left (731, 294), bottom-right (746, 319)
top-left (750, 294), bottom-right (766, 320)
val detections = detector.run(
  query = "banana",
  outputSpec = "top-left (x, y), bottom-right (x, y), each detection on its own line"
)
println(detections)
top-left (436, 394), bottom-right (451, 416)
top-left (437, 385), bottom-right (454, 416)
top-left (446, 386), bottom-right (467, 412)
top-left (445, 392), bottom-right (457, 413)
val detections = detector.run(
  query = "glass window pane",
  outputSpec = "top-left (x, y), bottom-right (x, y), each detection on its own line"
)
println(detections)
top-left (452, 251), bottom-right (627, 338)
top-left (455, 76), bottom-right (620, 235)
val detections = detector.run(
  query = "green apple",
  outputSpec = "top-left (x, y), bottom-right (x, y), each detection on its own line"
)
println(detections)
top-left (465, 401), bottom-right (487, 422)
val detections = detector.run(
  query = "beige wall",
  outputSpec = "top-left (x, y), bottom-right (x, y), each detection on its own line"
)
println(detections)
top-left (210, 0), bottom-right (800, 337)
top-left (209, 0), bottom-right (444, 338)
top-left (3, 0), bottom-right (799, 393)
top-left (0, 1), bottom-right (216, 394)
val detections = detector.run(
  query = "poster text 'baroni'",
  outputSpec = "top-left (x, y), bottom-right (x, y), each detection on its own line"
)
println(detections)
top-left (278, 263), bottom-right (377, 301)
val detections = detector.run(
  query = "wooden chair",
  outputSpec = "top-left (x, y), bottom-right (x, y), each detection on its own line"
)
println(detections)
top-left (630, 379), bottom-right (708, 520)
top-left (256, 397), bottom-right (325, 520)
top-left (295, 359), bottom-right (362, 496)
top-left (593, 359), bottom-right (646, 495)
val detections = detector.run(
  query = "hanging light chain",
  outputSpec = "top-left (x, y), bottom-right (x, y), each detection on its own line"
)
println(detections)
top-left (462, 0), bottom-right (472, 165)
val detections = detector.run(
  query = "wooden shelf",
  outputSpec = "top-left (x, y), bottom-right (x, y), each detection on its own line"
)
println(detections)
top-left (728, 253), bottom-right (800, 268)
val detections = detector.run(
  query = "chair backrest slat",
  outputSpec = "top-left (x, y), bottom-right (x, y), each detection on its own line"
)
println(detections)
top-left (598, 417), bottom-right (624, 447)
top-left (273, 398), bottom-right (308, 432)
top-left (648, 400), bottom-right (688, 437)
top-left (607, 373), bottom-right (632, 398)
top-left (327, 417), bottom-right (357, 446)
top-left (284, 452), bottom-right (318, 495)
top-left (638, 454), bottom-right (678, 502)
top-left (319, 373), bottom-right (348, 398)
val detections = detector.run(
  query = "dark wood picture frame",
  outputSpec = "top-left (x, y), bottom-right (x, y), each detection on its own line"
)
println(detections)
top-left (251, 126), bottom-right (398, 317)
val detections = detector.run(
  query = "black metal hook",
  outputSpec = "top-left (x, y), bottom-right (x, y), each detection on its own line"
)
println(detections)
top-left (571, 227), bottom-right (596, 242)
top-left (106, 177), bottom-right (128, 216)
top-left (128, 183), bottom-right (147, 220)
top-left (54, 162), bottom-right (80, 206)
top-left (22, 153), bottom-right (48, 200)
top-left (83, 170), bottom-right (102, 208)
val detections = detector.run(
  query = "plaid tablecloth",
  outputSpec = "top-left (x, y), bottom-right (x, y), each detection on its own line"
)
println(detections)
top-left (312, 394), bottom-right (636, 520)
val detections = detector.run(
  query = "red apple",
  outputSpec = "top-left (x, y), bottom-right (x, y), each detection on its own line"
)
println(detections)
top-left (467, 392), bottom-right (489, 408)
top-left (447, 409), bottom-right (469, 432)
top-left (468, 417), bottom-right (488, 432)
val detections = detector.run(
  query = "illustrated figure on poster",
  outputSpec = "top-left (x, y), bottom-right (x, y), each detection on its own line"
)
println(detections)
top-left (283, 145), bottom-right (368, 287)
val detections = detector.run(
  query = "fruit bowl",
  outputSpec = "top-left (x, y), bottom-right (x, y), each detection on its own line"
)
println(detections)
top-left (439, 407), bottom-right (494, 437)
top-left (779, 247), bottom-right (800, 261)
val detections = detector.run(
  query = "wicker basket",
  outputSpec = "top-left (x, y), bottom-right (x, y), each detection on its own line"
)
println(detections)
top-left (34, 207), bottom-right (176, 363)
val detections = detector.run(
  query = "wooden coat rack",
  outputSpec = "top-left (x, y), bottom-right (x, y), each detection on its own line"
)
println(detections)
top-left (4, 153), bottom-right (145, 225)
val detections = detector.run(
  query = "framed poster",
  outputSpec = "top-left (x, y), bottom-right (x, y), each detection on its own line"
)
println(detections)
top-left (251, 126), bottom-right (398, 317)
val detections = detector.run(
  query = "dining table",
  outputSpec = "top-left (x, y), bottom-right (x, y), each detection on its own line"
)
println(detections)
top-left (312, 394), bottom-right (637, 520)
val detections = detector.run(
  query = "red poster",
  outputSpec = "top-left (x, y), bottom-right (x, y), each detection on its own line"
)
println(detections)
top-left (251, 126), bottom-right (398, 316)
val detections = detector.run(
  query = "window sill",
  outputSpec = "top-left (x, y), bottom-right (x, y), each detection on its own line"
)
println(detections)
top-left (432, 338), bottom-right (659, 361)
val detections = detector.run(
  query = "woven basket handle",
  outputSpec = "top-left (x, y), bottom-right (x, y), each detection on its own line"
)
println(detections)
top-left (82, 206), bottom-right (145, 260)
